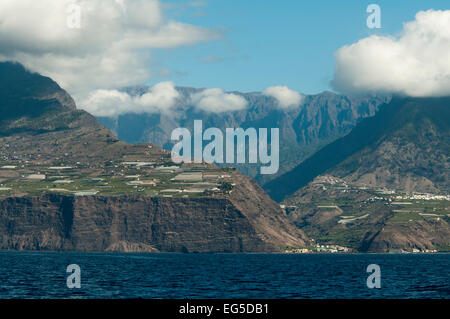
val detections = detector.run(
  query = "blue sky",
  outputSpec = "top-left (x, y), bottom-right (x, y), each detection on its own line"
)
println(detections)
top-left (151, 0), bottom-right (450, 94)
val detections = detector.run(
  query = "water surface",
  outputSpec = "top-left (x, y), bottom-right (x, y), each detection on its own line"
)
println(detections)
top-left (0, 252), bottom-right (448, 299)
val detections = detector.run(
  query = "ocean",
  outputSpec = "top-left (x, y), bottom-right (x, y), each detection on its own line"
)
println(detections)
top-left (0, 252), bottom-right (448, 299)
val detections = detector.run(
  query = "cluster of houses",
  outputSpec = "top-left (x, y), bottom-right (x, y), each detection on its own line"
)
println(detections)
top-left (285, 244), bottom-right (351, 254)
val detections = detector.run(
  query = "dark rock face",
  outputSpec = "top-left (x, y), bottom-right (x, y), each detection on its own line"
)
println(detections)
top-left (0, 62), bottom-right (76, 111)
top-left (0, 194), bottom-right (290, 252)
top-left (0, 62), bottom-right (80, 135)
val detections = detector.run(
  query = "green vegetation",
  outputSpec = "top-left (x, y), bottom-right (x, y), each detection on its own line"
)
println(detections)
top-left (389, 211), bottom-right (423, 222)
top-left (317, 229), bottom-right (366, 249)
top-left (387, 200), bottom-right (448, 223)
top-left (0, 161), bottom-right (233, 198)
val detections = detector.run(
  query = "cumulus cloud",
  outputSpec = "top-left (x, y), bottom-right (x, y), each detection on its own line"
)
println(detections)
top-left (80, 82), bottom-right (180, 117)
top-left (0, 0), bottom-right (219, 102)
top-left (332, 10), bottom-right (450, 97)
top-left (263, 86), bottom-right (303, 108)
top-left (190, 88), bottom-right (248, 113)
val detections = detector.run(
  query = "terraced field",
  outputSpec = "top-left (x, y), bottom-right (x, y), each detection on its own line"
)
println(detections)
top-left (0, 162), bottom-right (233, 198)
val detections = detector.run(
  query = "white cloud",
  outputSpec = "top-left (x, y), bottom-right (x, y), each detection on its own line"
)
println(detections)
top-left (80, 89), bottom-right (133, 117)
top-left (136, 81), bottom-right (181, 112)
top-left (332, 10), bottom-right (450, 97)
top-left (190, 88), bottom-right (248, 113)
top-left (80, 82), bottom-right (180, 117)
top-left (263, 86), bottom-right (303, 108)
top-left (0, 0), bottom-right (219, 101)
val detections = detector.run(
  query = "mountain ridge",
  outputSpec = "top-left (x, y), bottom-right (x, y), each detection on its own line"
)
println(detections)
top-left (95, 86), bottom-right (389, 185)
top-left (266, 96), bottom-right (450, 201)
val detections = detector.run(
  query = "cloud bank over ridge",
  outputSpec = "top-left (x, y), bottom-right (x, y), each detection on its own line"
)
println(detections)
top-left (81, 82), bottom-right (181, 117)
top-left (190, 88), bottom-right (248, 113)
top-left (263, 86), bottom-right (304, 108)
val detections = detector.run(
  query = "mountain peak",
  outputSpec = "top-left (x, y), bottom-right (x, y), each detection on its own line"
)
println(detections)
top-left (0, 61), bottom-right (76, 111)
top-left (0, 61), bottom-right (92, 135)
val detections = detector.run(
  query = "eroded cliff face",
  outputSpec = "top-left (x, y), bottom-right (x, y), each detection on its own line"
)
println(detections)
top-left (228, 172), bottom-right (309, 250)
top-left (360, 219), bottom-right (450, 253)
top-left (0, 194), bottom-right (306, 253)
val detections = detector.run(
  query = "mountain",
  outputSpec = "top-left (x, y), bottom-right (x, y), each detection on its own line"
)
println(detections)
top-left (0, 62), bottom-right (89, 135)
top-left (269, 97), bottom-right (450, 252)
top-left (96, 87), bottom-right (389, 185)
top-left (266, 97), bottom-right (450, 201)
top-left (0, 62), bottom-right (308, 252)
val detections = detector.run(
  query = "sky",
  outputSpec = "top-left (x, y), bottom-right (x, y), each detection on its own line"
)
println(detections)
top-left (155, 0), bottom-right (450, 94)
top-left (0, 0), bottom-right (449, 116)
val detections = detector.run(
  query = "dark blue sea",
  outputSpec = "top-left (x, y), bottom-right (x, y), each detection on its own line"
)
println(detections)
top-left (0, 252), bottom-right (448, 299)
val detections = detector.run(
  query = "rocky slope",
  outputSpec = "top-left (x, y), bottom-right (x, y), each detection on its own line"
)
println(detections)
top-left (0, 62), bottom-right (308, 252)
top-left (266, 97), bottom-right (450, 201)
top-left (274, 96), bottom-right (450, 252)
top-left (283, 176), bottom-right (449, 253)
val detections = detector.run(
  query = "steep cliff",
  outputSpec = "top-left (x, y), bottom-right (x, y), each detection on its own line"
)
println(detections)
top-left (0, 193), bottom-right (307, 253)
